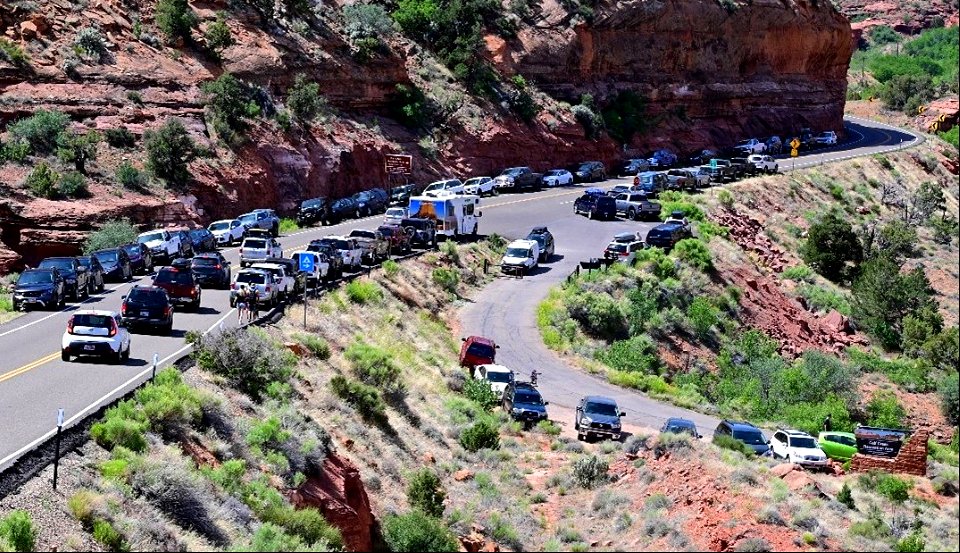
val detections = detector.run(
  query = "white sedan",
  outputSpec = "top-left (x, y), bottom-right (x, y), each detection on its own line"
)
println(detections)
top-left (543, 169), bottom-right (573, 187)
top-left (463, 176), bottom-right (495, 196)
top-left (62, 310), bottom-right (131, 363)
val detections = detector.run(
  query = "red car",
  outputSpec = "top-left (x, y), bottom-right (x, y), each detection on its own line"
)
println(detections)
top-left (378, 224), bottom-right (413, 254)
top-left (459, 336), bottom-right (498, 369)
top-left (152, 266), bottom-right (202, 311)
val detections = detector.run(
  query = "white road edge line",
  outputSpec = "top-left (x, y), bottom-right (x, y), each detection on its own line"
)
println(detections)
top-left (0, 308), bottom-right (236, 471)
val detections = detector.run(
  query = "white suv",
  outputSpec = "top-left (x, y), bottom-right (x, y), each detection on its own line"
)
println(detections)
top-left (770, 429), bottom-right (829, 468)
top-left (464, 176), bottom-right (495, 196)
top-left (747, 154), bottom-right (778, 174)
top-left (61, 310), bottom-right (131, 363)
top-left (472, 364), bottom-right (515, 399)
top-left (208, 219), bottom-right (246, 246)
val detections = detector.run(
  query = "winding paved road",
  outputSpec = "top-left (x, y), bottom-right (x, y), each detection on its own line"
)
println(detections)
top-left (0, 116), bottom-right (921, 473)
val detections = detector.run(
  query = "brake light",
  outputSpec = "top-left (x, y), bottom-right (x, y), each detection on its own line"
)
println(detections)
top-left (67, 317), bottom-right (74, 334)
top-left (121, 303), bottom-right (128, 316)
top-left (214, 264), bottom-right (222, 270)
top-left (189, 287), bottom-right (197, 296)
top-left (164, 306), bottom-right (172, 317)
top-left (108, 321), bottom-right (117, 337)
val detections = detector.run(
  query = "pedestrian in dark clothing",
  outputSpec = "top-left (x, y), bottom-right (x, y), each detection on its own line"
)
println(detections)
top-left (248, 289), bottom-right (260, 322)
top-left (823, 414), bottom-right (832, 432)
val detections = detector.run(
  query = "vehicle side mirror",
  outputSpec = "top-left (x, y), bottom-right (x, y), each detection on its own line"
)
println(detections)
top-left (121, 294), bottom-right (126, 299)
top-left (544, 401), bottom-right (550, 406)
top-left (495, 345), bottom-right (501, 349)
top-left (476, 211), bottom-right (482, 217)
top-left (461, 337), bottom-right (466, 342)
top-left (619, 411), bottom-right (626, 417)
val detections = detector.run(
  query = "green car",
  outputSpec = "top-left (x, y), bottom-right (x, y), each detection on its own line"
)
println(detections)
top-left (818, 431), bottom-right (857, 461)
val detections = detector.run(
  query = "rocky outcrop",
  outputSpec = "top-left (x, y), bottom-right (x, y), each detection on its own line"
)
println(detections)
top-left (840, 0), bottom-right (959, 41)
top-left (497, 0), bottom-right (853, 149)
top-left (289, 452), bottom-right (377, 552)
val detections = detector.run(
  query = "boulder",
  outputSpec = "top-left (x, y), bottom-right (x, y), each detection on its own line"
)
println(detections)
top-left (19, 21), bottom-right (39, 40)
top-left (454, 469), bottom-right (474, 482)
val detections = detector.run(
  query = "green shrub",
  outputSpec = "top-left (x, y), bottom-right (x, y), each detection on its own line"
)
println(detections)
top-left (859, 472), bottom-right (913, 503)
top-left (84, 219), bottom-right (138, 253)
top-left (345, 341), bottom-right (402, 391)
top-left (800, 212), bottom-right (862, 283)
top-left (601, 91), bottom-right (647, 144)
top-left (193, 327), bottom-right (295, 401)
top-left (837, 483), bottom-right (855, 509)
top-left (847, 348), bottom-right (934, 392)
top-left (145, 118), bottom-right (196, 187)
top-left (286, 74), bottom-right (325, 123)
top-left (202, 73), bottom-right (258, 143)
top-left (0, 511), bottom-right (36, 552)
top-left (870, 219), bottom-right (918, 262)
top-left (115, 161), bottom-right (146, 189)
top-left (687, 297), bottom-right (720, 339)
top-left (536, 420), bottom-right (561, 436)
top-left (459, 419), bottom-right (500, 452)
top-left (382, 511), bottom-right (459, 553)
top-left (278, 218), bottom-right (298, 235)
top-left (74, 27), bottom-right (109, 61)
top-left (293, 333), bottom-right (331, 360)
top-left (852, 257), bottom-right (940, 350)
top-left (0, 38), bottom-right (30, 67)
top-left (940, 372), bottom-right (959, 425)
top-left (155, 0), bottom-right (198, 45)
top-left (345, 280), bottom-right (382, 304)
top-left (58, 171), bottom-right (88, 199)
top-left (672, 238), bottom-right (712, 271)
top-left (572, 455), bottom-right (609, 489)
top-left (247, 523), bottom-right (307, 552)
top-left (895, 532), bottom-right (925, 553)
top-left (717, 189), bottom-right (734, 209)
top-left (133, 368), bottom-right (203, 438)
top-left (779, 393), bottom-right (854, 436)
top-left (329, 375), bottom-right (388, 426)
top-left (387, 84), bottom-right (435, 130)
top-left (571, 100), bottom-right (602, 139)
top-left (382, 259), bottom-right (401, 276)
top-left (566, 291), bottom-right (625, 340)
top-left (204, 12), bottom-right (233, 58)
top-left (407, 468), bottom-right (446, 518)
top-left (92, 519), bottom-right (128, 552)
top-left (26, 162), bottom-right (59, 198)
top-left (343, 3), bottom-right (394, 59)
top-left (849, 517), bottom-right (891, 540)
top-left (1, 139), bottom-right (30, 163)
top-left (782, 265), bottom-right (814, 282)
top-left (68, 490), bottom-right (99, 526)
top-left (267, 506), bottom-right (343, 549)
top-left (712, 433), bottom-right (755, 456)
top-left (866, 390), bottom-right (907, 428)
top-left (432, 268), bottom-right (459, 293)
top-left (104, 127), bottom-right (136, 149)
top-left (597, 335), bottom-right (661, 373)
top-left (90, 402), bottom-right (148, 451)
top-left (796, 284), bottom-right (851, 315)
top-left (462, 377), bottom-right (499, 412)
top-left (8, 109), bottom-right (69, 154)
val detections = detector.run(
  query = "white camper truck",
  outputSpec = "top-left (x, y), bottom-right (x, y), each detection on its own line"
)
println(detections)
top-left (407, 193), bottom-right (482, 239)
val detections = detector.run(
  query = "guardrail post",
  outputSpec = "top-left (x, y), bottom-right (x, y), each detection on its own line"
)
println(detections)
top-left (303, 281), bottom-right (308, 329)
top-left (52, 408), bottom-right (63, 491)
top-left (483, 259), bottom-right (489, 274)
top-left (575, 266), bottom-right (580, 278)
top-left (151, 353), bottom-right (159, 381)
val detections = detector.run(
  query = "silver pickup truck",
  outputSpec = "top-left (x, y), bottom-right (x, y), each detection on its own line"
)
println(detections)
top-left (614, 192), bottom-right (662, 221)
top-left (316, 236), bottom-right (363, 272)
top-left (240, 237), bottom-right (283, 268)
top-left (348, 229), bottom-right (390, 264)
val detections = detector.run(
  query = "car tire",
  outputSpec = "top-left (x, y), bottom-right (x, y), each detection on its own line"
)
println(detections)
top-left (627, 208), bottom-right (637, 220)
top-left (61, 350), bottom-right (70, 362)
top-left (165, 322), bottom-right (173, 335)
top-left (111, 348), bottom-right (123, 364)
top-left (122, 344), bottom-right (130, 362)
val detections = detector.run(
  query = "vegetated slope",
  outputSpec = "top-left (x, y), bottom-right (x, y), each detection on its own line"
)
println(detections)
top-left (3, 239), bottom-right (957, 553)
top-left (538, 142), bottom-right (959, 443)
top-left (0, 0), bottom-right (851, 271)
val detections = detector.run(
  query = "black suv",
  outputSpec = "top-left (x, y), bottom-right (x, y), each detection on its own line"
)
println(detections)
top-left (78, 255), bottom-right (106, 294)
top-left (121, 243), bottom-right (153, 275)
top-left (573, 194), bottom-right (616, 220)
top-left (37, 257), bottom-right (90, 300)
top-left (713, 420), bottom-right (771, 456)
top-left (353, 188), bottom-right (389, 216)
top-left (121, 285), bottom-right (174, 334)
top-left (12, 268), bottom-right (65, 311)
top-left (618, 158), bottom-right (649, 177)
top-left (400, 217), bottom-right (438, 248)
top-left (188, 228), bottom-right (217, 253)
top-left (327, 197), bottom-right (360, 225)
top-left (575, 396), bottom-right (625, 442)
top-left (660, 417), bottom-right (701, 438)
top-left (191, 252), bottom-right (232, 289)
top-left (525, 226), bottom-right (555, 262)
top-left (574, 161), bottom-right (606, 183)
top-left (645, 222), bottom-right (692, 250)
top-left (297, 197), bottom-right (329, 227)
top-left (306, 241), bottom-right (344, 279)
top-left (95, 247), bottom-right (134, 282)
top-left (502, 382), bottom-right (549, 429)
top-left (389, 184), bottom-right (418, 206)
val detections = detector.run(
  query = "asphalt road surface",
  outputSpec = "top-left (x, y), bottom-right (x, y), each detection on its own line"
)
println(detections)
top-left (0, 116), bottom-right (921, 471)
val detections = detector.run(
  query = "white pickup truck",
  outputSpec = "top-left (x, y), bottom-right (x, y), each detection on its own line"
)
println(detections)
top-left (290, 251), bottom-right (330, 284)
top-left (137, 229), bottom-right (182, 262)
top-left (250, 263), bottom-right (294, 300)
top-left (316, 236), bottom-right (363, 272)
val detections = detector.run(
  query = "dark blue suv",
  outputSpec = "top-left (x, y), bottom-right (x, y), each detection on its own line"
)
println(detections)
top-left (502, 382), bottom-right (549, 429)
top-left (575, 396), bottom-right (625, 441)
top-left (713, 420), bottom-right (771, 456)
top-left (573, 194), bottom-right (617, 220)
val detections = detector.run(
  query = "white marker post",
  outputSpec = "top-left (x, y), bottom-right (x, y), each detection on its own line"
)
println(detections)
top-left (151, 352), bottom-right (159, 381)
top-left (53, 408), bottom-right (64, 490)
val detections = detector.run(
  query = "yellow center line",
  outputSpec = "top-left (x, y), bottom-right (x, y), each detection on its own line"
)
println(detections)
top-left (0, 352), bottom-right (59, 384)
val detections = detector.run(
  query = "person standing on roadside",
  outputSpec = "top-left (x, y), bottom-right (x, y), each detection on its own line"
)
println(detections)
top-left (248, 286), bottom-right (260, 323)
top-left (236, 285), bottom-right (249, 325)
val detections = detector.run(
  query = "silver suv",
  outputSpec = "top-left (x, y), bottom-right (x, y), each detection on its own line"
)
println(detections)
top-left (239, 237), bottom-right (283, 267)
top-left (239, 209), bottom-right (280, 237)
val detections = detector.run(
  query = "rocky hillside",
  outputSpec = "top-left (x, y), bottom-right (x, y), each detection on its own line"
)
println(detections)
top-left (838, 0), bottom-right (960, 42)
top-left (1, 0), bottom-right (851, 272)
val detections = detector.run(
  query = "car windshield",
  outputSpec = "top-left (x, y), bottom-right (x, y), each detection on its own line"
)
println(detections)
top-left (138, 232), bottom-right (164, 243)
top-left (527, 235), bottom-right (545, 247)
top-left (666, 423), bottom-right (695, 434)
top-left (733, 430), bottom-right (766, 445)
top-left (351, 231), bottom-right (375, 239)
top-left (128, 290), bottom-right (166, 305)
top-left (39, 259), bottom-right (73, 271)
top-left (584, 402), bottom-right (618, 416)
top-left (502, 168), bottom-right (523, 176)
top-left (606, 244), bottom-right (627, 253)
top-left (94, 251), bottom-right (118, 263)
top-left (386, 208), bottom-right (405, 216)
top-left (18, 272), bottom-right (53, 285)
top-left (239, 213), bottom-right (258, 223)
top-left (832, 435), bottom-right (856, 446)
top-left (189, 229), bottom-right (207, 238)
top-left (486, 371), bottom-right (513, 383)
top-left (209, 221), bottom-right (230, 231)
top-left (466, 343), bottom-right (494, 358)
top-left (192, 258), bottom-right (219, 266)
top-left (578, 163), bottom-right (593, 171)
top-left (155, 270), bottom-right (193, 285)
top-left (122, 245), bottom-right (140, 256)
top-left (791, 437), bottom-right (818, 449)
top-left (333, 199), bottom-right (352, 209)
top-left (78, 257), bottom-right (93, 268)
top-left (244, 239), bottom-right (267, 249)
top-left (330, 240), bottom-right (351, 250)
top-left (301, 199), bottom-right (324, 208)
top-left (236, 272), bottom-right (266, 285)
top-left (546, 170), bottom-right (563, 176)
top-left (506, 247), bottom-right (531, 258)
top-left (515, 392), bottom-right (543, 405)
top-left (72, 314), bottom-right (112, 328)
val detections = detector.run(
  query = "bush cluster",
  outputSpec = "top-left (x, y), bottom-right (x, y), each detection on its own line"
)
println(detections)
top-left (84, 219), bottom-right (138, 253)
top-left (572, 455), bottom-right (609, 489)
top-left (145, 118), bottom-right (196, 187)
top-left (329, 375), bottom-right (388, 426)
top-left (286, 74), bottom-right (325, 123)
top-left (462, 377), bottom-right (499, 411)
top-left (383, 510), bottom-right (459, 552)
top-left (155, 0), bottom-right (198, 45)
top-left (192, 327), bottom-right (295, 400)
top-left (459, 418), bottom-right (500, 452)
top-left (345, 341), bottom-right (403, 392)
top-left (406, 468), bottom-right (446, 518)
top-left (0, 511), bottom-right (36, 553)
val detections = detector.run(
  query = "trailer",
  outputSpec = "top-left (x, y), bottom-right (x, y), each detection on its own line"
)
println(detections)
top-left (407, 193), bottom-right (482, 239)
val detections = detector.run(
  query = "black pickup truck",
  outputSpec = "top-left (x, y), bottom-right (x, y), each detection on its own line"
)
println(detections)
top-left (730, 157), bottom-right (760, 178)
top-left (493, 167), bottom-right (543, 192)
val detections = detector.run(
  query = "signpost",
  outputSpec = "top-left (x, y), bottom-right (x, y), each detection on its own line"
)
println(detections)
top-left (384, 154), bottom-right (413, 175)
top-left (299, 254), bottom-right (314, 328)
top-left (53, 408), bottom-right (64, 490)
top-left (790, 138), bottom-right (801, 150)
top-left (790, 138), bottom-right (800, 170)
top-left (709, 158), bottom-right (718, 169)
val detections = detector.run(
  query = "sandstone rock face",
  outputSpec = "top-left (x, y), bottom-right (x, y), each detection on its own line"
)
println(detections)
top-left (289, 452), bottom-right (377, 552)
top-left (499, 0), bottom-right (853, 148)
